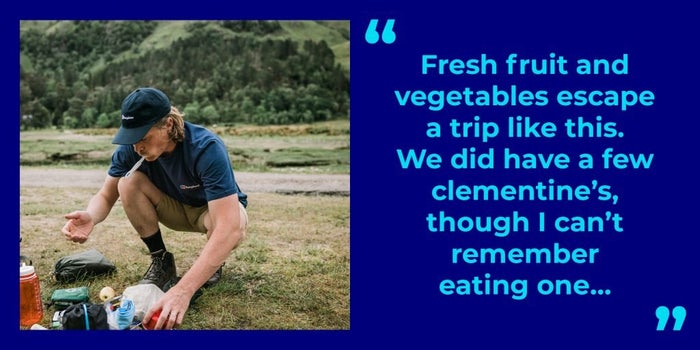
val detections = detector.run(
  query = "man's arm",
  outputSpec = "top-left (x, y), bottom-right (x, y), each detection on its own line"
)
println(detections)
top-left (87, 175), bottom-right (121, 224)
top-left (62, 175), bottom-right (120, 243)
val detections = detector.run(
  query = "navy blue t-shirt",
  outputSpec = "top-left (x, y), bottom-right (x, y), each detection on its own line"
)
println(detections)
top-left (108, 122), bottom-right (247, 208)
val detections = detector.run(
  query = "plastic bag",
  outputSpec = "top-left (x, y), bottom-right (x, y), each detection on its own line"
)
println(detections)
top-left (122, 284), bottom-right (164, 322)
top-left (53, 249), bottom-right (116, 283)
top-left (106, 298), bottom-right (135, 330)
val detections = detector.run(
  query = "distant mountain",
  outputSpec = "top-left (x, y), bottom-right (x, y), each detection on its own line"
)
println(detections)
top-left (20, 20), bottom-right (350, 129)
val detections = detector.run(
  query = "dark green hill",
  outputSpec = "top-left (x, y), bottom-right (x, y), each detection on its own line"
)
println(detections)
top-left (20, 20), bottom-right (349, 129)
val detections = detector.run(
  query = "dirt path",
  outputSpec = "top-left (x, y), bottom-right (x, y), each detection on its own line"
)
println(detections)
top-left (20, 167), bottom-right (349, 196)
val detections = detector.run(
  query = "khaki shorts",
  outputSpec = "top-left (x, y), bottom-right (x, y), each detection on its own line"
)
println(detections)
top-left (155, 194), bottom-right (249, 235)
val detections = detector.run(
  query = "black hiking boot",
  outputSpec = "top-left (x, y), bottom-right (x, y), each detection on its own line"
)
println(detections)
top-left (139, 250), bottom-right (176, 290)
top-left (203, 263), bottom-right (224, 288)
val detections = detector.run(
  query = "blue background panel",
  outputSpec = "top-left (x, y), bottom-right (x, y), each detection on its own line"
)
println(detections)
top-left (8, 1), bottom-right (698, 348)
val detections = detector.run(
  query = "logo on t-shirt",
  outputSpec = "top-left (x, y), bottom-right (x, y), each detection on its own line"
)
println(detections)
top-left (180, 184), bottom-right (201, 190)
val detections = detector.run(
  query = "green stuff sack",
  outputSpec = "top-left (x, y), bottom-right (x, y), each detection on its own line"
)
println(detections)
top-left (53, 249), bottom-right (117, 283)
top-left (50, 286), bottom-right (90, 310)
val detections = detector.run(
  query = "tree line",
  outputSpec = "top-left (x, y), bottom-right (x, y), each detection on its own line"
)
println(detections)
top-left (20, 20), bottom-right (349, 129)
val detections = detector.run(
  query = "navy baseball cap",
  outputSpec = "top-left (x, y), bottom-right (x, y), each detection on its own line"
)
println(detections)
top-left (112, 87), bottom-right (171, 145)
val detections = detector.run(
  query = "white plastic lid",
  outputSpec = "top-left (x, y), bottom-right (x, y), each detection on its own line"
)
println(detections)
top-left (20, 265), bottom-right (35, 276)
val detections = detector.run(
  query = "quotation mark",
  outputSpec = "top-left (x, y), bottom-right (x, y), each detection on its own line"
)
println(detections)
top-left (655, 305), bottom-right (686, 331)
top-left (365, 19), bottom-right (396, 44)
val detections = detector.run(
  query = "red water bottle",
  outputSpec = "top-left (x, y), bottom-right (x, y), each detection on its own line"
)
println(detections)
top-left (143, 309), bottom-right (161, 330)
top-left (20, 265), bottom-right (43, 328)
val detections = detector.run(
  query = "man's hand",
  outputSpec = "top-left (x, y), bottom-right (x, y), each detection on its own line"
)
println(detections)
top-left (62, 211), bottom-right (95, 243)
top-left (143, 285), bottom-right (194, 330)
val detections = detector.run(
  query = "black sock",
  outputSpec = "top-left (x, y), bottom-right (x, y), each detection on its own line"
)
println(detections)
top-left (141, 230), bottom-right (166, 256)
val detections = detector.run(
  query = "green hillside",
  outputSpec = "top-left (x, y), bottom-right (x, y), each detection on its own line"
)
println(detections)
top-left (20, 20), bottom-right (350, 129)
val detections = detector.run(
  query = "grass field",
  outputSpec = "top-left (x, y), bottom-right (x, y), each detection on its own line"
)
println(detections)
top-left (20, 120), bottom-right (349, 174)
top-left (19, 121), bottom-right (350, 330)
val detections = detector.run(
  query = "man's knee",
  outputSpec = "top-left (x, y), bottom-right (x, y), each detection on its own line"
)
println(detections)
top-left (117, 171), bottom-right (143, 197)
top-left (118, 172), bottom-right (161, 205)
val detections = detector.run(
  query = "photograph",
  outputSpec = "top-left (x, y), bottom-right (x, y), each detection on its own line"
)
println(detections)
top-left (19, 20), bottom-right (349, 330)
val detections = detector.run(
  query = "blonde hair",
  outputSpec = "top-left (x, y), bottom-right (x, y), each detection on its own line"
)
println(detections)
top-left (154, 106), bottom-right (185, 143)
